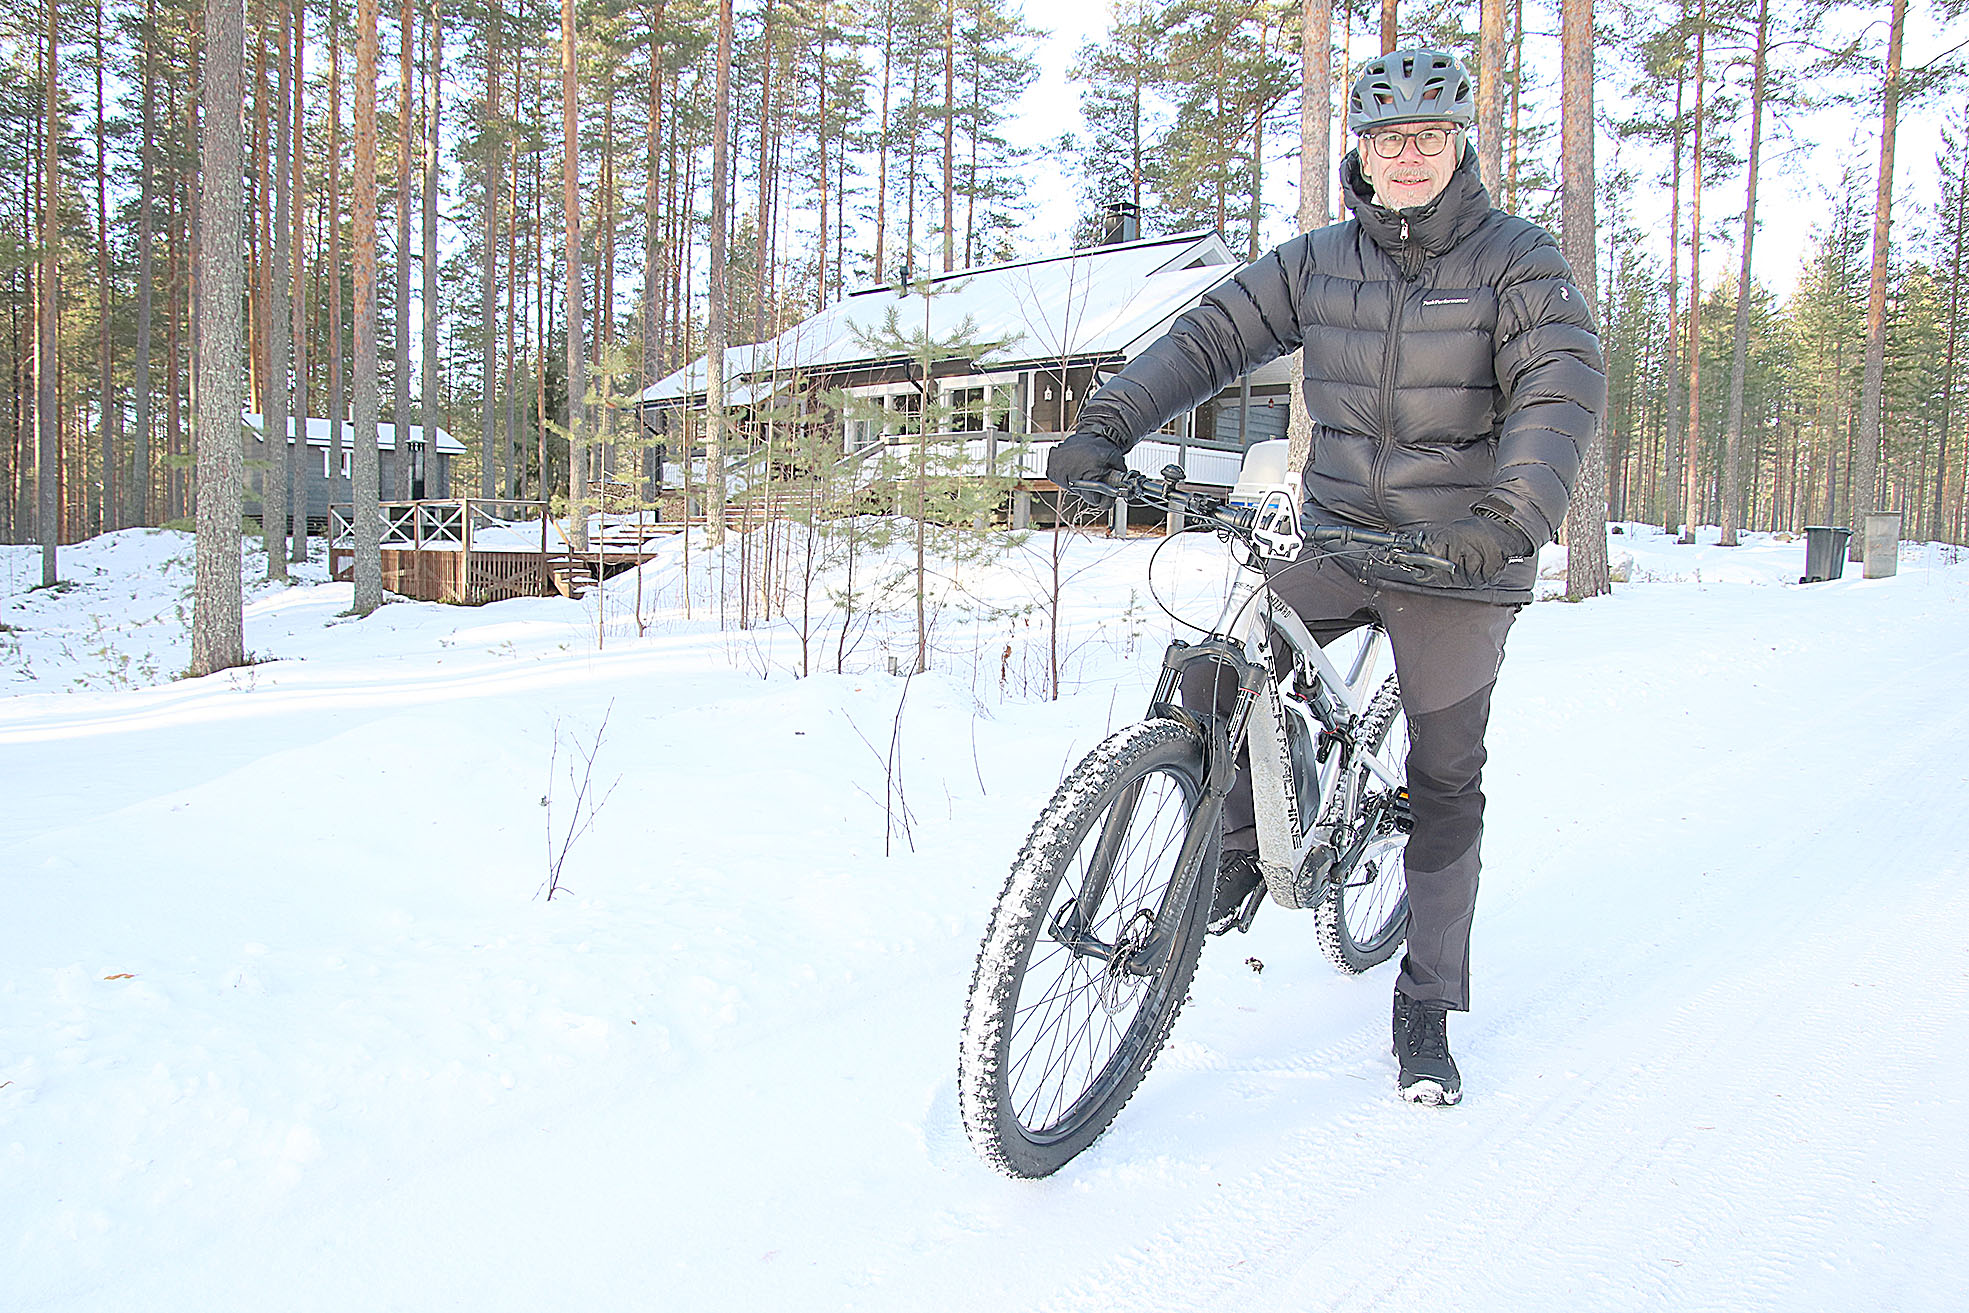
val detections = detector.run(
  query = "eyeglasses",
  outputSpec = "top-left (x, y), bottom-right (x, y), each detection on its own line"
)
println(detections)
top-left (1364, 127), bottom-right (1454, 159)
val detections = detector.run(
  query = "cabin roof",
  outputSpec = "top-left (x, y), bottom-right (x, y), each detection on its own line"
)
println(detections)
top-left (244, 414), bottom-right (468, 454)
top-left (641, 230), bottom-right (1244, 410)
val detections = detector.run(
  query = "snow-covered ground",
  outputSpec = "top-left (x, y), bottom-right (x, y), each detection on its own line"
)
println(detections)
top-left (4, 521), bottom-right (1966, 1311)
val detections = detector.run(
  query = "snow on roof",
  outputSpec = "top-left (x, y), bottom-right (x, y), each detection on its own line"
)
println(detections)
top-left (640, 231), bottom-right (1243, 409)
top-left (242, 414), bottom-right (468, 455)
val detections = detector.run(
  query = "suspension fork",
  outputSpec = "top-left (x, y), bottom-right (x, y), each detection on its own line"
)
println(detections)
top-left (1080, 638), bottom-right (1264, 977)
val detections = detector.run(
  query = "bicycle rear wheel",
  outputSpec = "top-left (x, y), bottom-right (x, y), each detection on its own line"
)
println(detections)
top-left (1314, 675), bottom-right (1413, 972)
top-left (959, 718), bottom-right (1214, 1179)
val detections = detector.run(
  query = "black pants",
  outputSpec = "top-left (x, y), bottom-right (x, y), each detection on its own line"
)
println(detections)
top-left (1180, 554), bottom-right (1517, 1011)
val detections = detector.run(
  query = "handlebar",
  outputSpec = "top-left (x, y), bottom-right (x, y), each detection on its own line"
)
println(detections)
top-left (1067, 467), bottom-right (1456, 577)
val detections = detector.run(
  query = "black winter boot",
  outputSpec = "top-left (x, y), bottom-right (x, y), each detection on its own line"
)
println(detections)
top-left (1208, 850), bottom-right (1264, 935)
top-left (1392, 990), bottom-right (1462, 1105)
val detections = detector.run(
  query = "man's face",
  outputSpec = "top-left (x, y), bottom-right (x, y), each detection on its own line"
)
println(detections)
top-left (1358, 121), bottom-right (1460, 211)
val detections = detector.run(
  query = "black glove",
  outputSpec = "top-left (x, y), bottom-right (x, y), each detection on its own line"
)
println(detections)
top-left (1045, 434), bottom-right (1127, 505)
top-left (1421, 514), bottom-right (1535, 582)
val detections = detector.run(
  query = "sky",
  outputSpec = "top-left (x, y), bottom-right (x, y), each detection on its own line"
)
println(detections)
top-left (999, 0), bottom-right (1965, 302)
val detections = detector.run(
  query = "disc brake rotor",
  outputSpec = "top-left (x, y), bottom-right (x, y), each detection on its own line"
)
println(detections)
top-left (1095, 909), bottom-right (1157, 1014)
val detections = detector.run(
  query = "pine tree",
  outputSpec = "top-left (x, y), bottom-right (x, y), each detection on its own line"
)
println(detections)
top-left (193, 0), bottom-right (249, 671)
top-left (1559, 0), bottom-right (1608, 599)
top-left (351, 0), bottom-right (384, 614)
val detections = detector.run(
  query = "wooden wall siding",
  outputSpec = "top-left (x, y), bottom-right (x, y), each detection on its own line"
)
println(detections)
top-left (467, 551), bottom-right (555, 604)
top-left (328, 546), bottom-right (556, 604)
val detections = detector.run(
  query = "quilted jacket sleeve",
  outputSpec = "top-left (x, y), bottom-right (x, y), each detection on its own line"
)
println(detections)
top-left (1473, 227), bottom-right (1607, 548)
top-left (1070, 237), bottom-right (1314, 452)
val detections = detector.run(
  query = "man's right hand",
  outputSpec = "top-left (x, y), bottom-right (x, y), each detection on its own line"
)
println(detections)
top-left (1045, 434), bottom-right (1127, 505)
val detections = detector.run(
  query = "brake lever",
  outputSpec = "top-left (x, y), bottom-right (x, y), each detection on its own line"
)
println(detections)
top-left (1391, 549), bottom-right (1458, 575)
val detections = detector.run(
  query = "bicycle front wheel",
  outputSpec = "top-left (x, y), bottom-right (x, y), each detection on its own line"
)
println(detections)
top-left (959, 718), bottom-right (1215, 1179)
top-left (1314, 674), bottom-right (1413, 972)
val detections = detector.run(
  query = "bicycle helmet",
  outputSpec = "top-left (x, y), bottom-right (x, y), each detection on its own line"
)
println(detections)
top-left (1347, 49), bottom-right (1475, 132)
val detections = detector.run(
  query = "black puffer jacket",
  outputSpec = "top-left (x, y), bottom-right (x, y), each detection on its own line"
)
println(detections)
top-left (1072, 144), bottom-right (1606, 603)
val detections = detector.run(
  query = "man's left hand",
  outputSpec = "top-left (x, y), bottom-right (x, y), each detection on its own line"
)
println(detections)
top-left (1421, 515), bottom-right (1534, 582)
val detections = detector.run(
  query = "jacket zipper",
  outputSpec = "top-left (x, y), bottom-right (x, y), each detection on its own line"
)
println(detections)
top-left (1372, 222), bottom-right (1413, 516)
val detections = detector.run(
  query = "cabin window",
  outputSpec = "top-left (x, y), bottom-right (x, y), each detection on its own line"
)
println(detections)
top-left (944, 383), bottom-right (1015, 433)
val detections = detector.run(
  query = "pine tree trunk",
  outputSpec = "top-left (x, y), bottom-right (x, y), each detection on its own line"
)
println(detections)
top-left (95, 8), bottom-right (114, 535)
top-left (1507, 0), bottom-right (1521, 210)
top-left (1680, 7), bottom-right (1705, 544)
top-left (421, 0), bottom-right (440, 501)
top-left (1854, 0), bottom-right (1905, 558)
top-left (167, 175), bottom-right (183, 523)
top-left (192, 0), bottom-right (248, 672)
top-left (1664, 71), bottom-right (1683, 532)
top-left (562, 0), bottom-right (587, 550)
top-left (329, 4), bottom-right (345, 512)
top-left (941, 0), bottom-right (954, 273)
top-left (1379, 0), bottom-right (1395, 53)
top-left (289, 2), bottom-right (309, 562)
top-left (265, 0), bottom-right (292, 579)
top-left (1559, 0), bottom-right (1608, 598)
top-left (352, 0), bottom-right (383, 614)
top-left (875, 4), bottom-right (892, 281)
top-left (1936, 128), bottom-right (1966, 540)
top-left (1718, 0), bottom-right (1768, 549)
top-left (1478, 0), bottom-right (1504, 192)
top-left (251, 7), bottom-right (269, 420)
top-left (505, 49), bottom-right (521, 496)
top-left (757, 0), bottom-right (776, 337)
top-left (644, 0), bottom-right (665, 386)
top-left (482, 0), bottom-right (501, 501)
top-left (816, 7), bottom-right (828, 297)
top-left (396, 0), bottom-right (414, 500)
top-left (37, 2), bottom-right (58, 585)
top-left (704, 0), bottom-right (733, 547)
top-left (133, 0), bottom-right (158, 529)
top-left (1287, 0), bottom-right (1330, 474)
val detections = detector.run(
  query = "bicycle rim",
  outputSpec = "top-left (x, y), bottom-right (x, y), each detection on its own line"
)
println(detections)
top-left (961, 720), bottom-right (1212, 1177)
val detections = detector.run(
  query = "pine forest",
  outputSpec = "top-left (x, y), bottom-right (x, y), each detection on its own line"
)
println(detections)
top-left (2, 0), bottom-right (1964, 622)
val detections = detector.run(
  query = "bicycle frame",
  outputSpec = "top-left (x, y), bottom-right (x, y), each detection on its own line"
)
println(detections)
top-left (1050, 464), bottom-right (1441, 972)
top-left (1064, 590), bottom-right (1399, 976)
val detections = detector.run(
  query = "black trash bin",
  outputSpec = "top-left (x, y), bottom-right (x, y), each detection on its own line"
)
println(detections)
top-left (1802, 526), bottom-right (1852, 583)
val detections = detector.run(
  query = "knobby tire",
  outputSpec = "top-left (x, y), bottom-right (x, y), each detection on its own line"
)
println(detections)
top-left (958, 718), bottom-right (1213, 1179)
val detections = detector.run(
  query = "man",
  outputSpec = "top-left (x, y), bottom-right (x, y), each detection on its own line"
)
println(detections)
top-left (1045, 49), bottom-right (1605, 1106)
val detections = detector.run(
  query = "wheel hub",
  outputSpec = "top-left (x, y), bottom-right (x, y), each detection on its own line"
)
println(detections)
top-left (1096, 909), bottom-right (1157, 1014)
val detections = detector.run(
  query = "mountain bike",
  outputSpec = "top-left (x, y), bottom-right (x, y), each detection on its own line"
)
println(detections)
top-left (957, 450), bottom-right (1451, 1178)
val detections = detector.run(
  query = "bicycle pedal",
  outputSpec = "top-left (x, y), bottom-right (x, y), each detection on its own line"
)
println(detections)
top-left (1208, 881), bottom-right (1269, 936)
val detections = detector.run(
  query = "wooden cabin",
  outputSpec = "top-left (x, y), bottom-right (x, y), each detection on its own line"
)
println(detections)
top-left (241, 415), bottom-right (465, 528)
top-left (637, 229), bottom-right (1297, 526)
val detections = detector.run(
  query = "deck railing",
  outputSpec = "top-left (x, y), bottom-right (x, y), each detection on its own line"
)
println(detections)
top-left (329, 498), bottom-right (556, 555)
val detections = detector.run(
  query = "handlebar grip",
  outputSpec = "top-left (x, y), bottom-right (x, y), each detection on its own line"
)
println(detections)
top-left (1065, 474), bottom-right (1128, 502)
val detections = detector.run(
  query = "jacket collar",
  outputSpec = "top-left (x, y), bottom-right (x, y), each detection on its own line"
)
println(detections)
top-left (1342, 141), bottom-right (1493, 263)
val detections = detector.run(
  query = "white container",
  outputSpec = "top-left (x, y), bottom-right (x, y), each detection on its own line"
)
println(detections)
top-left (1228, 439), bottom-right (1299, 508)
